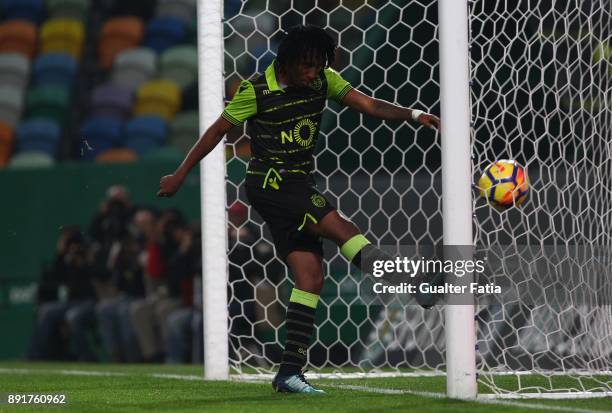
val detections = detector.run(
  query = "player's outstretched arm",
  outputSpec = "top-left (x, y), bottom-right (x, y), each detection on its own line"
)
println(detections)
top-left (157, 116), bottom-right (234, 197)
top-left (342, 88), bottom-right (440, 130)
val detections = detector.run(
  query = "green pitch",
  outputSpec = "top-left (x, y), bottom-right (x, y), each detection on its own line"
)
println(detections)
top-left (0, 362), bottom-right (609, 413)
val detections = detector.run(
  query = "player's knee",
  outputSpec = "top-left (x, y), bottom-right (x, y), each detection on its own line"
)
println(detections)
top-left (295, 268), bottom-right (324, 293)
top-left (318, 210), bottom-right (360, 244)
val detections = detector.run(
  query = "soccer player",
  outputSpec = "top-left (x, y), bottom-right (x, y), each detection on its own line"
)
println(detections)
top-left (158, 25), bottom-right (440, 394)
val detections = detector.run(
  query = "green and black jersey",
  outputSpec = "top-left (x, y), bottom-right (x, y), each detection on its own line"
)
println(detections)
top-left (222, 60), bottom-right (353, 177)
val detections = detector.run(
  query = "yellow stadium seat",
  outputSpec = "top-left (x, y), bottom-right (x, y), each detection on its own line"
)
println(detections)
top-left (134, 79), bottom-right (180, 121)
top-left (40, 18), bottom-right (84, 59)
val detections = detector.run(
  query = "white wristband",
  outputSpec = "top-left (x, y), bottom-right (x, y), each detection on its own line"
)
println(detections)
top-left (411, 109), bottom-right (424, 121)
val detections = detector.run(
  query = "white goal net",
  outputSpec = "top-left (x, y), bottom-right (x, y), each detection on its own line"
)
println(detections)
top-left (470, 0), bottom-right (611, 395)
top-left (217, 0), bottom-right (611, 396)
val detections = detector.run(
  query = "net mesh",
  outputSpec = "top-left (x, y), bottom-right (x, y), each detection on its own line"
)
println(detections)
top-left (221, 0), bottom-right (612, 394)
top-left (470, 0), bottom-right (612, 394)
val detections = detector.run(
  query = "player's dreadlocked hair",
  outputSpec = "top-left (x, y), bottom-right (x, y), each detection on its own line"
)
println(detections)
top-left (276, 25), bottom-right (336, 75)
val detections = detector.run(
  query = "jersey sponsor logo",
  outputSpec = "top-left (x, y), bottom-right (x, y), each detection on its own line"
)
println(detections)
top-left (309, 76), bottom-right (322, 91)
top-left (310, 194), bottom-right (326, 208)
top-left (280, 118), bottom-right (317, 147)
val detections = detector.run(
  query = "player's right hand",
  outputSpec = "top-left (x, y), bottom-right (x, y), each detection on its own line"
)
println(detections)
top-left (157, 174), bottom-right (183, 197)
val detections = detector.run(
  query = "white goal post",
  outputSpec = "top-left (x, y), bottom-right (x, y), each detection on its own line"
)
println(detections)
top-left (438, 0), bottom-right (477, 400)
top-left (197, 0), bottom-right (228, 380)
top-left (198, 0), bottom-right (612, 400)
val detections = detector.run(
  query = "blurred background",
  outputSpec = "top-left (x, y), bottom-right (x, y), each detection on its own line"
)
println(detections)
top-left (0, 0), bottom-right (205, 363)
top-left (1, 0), bottom-right (605, 370)
top-left (0, 0), bottom-right (440, 365)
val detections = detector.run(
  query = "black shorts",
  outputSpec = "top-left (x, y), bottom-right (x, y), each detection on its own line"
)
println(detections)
top-left (245, 173), bottom-right (336, 261)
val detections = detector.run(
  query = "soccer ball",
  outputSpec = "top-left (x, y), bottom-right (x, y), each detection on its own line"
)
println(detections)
top-left (478, 160), bottom-right (529, 209)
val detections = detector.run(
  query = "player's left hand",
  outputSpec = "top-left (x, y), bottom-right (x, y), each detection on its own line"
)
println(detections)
top-left (418, 113), bottom-right (440, 130)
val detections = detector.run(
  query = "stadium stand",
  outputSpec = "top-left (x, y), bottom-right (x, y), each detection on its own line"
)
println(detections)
top-left (134, 79), bottom-right (181, 121)
top-left (91, 82), bottom-right (133, 120)
top-left (0, 20), bottom-right (37, 59)
top-left (15, 118), bottom-right (60, 155)
top-left (1, 0), bottom-right (45, 24)
top-left (98, 17), bottom-right (144, 69)
top-left (40, 18), bottom-right (85, 59)
top-left (143, 17), bottom-right (186, 53)
top-left (79, 116), bottom-right (123, 160)
top-left (32, 52), bottom-right (77, 87)
top-left (8, 150), bottom-right (54, 167)
top-left (46, 0), bottom-right (91, 22)
top-left (0, 121), bottom-right (13, 166)
top-left (0, 53), bottom-right (30, 91)
top-left (111, 47), bottom-right (157, 90)
top-left (95, 147), bottom-right (138, 163)
top-left (107, 0), bottom-right (156, 20)
top-left (125, 115), bottom-right (167, 155)
top-left (25, 84), bottom-right (70, 126)
top-left (155, 0), bottom-right (196, 24)
top-left (0, 0), bottom-right (199, 166)
top-left (159, 45), bottom-right (197, 89)
top-left (0, 85), bottom-right (25, 127)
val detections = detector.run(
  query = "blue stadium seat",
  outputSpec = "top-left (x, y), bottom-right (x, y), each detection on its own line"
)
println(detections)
top-left (124, 115), bottom-right (167, 155)
top-left (33, 53), bottom-right (77, 87)
top-left (79, 116), bottom-right (123, 160)
top-left (143, 17), bottom-right (186, 53)
top-left (1, 0), bottom-right (45, 24)
top-left (15, 119), bottom-right (60, 156)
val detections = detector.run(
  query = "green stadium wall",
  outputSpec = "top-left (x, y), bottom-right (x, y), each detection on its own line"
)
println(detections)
top-left (0, 160), bottom-right (201, 359)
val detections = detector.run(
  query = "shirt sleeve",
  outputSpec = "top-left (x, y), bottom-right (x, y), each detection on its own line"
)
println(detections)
top-left (221, 80), bottom-right (257, 125)
top-left (324, 68), bottom-right (353, 103)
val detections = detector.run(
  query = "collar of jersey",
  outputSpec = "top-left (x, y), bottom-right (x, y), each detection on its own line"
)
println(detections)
top-left (265, 60), bottom-right (285, 92)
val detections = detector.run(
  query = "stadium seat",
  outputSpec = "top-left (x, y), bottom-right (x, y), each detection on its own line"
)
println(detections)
top-left (95, 147), bottom-right (138, 163)
top-left (160, 45), bottom-right (197, 89)
top-left (91, 82), bottom-right (133, 120)
top-left (1, 0), bottom-right (45, 24)
top-left (169, 110), bottom-right (198, 154)
top-left (32, 53), bottom-right (77, 87)
top-left (40, 18), bottom-right (85, 60)
top-left (124, 115), bottom-right (167, 155)
top-left (0, 20), bottom-right (37, 59)
top-left (155, 0), bottom-right (196, 24)
top-left (134, 79), bottom-right (180, 121)
top-left (98, 17), bottom-right (144, 69)
top-left (0, 53), bottom-right (30, 91)
top-left (143, 17), bottom-right (186, 53)
top-left (46, 0), bottom-right (91, 22)
top-left (26, 85), bottom-right (70, 126)
top-left (15, 118), bottom-right (60, 155)
top-left (79, 116), bottom-right (124, 160)
top-left (8, 151), bottom-right (54, 168)
top-left (0, 121), bottom-right (14, 166)
top-left (111, 47), bottom-right (156, 90)
top-left (0, 85), bottom-right (25, 127)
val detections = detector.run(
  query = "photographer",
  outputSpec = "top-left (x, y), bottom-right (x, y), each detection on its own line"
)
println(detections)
top-left (29, 227), bottom-right (97, 361)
